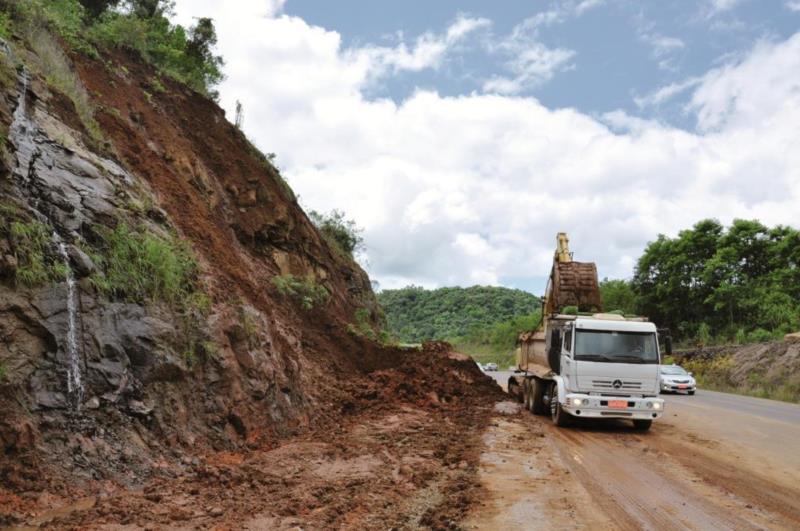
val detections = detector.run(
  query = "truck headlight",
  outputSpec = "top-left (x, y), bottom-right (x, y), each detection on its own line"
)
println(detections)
top-left (653, 402), bottom-right (662, 410)
top-left (572, 398), bottom-right (583, 406)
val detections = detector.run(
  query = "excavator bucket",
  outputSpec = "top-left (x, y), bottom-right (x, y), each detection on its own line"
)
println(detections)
top-left (551, 261), bottom-right (602, 312)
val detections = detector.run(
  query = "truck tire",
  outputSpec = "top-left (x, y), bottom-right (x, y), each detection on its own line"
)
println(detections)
top-left (532, 378), bottom-right (547, 415)
top-left (522, 379), bottom-right (532, 412)
top-left (633, 419), bottom-right (652, 431)
top-left (508, 379), bottom-right (522, 402)
top-left (549, 384), bottom-right (569, 427)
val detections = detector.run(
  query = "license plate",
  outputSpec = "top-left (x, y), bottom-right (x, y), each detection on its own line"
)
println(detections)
top-left (678, 385), bottom-right (687, 389)
top-left (608, 400), bottom-right (628, 409)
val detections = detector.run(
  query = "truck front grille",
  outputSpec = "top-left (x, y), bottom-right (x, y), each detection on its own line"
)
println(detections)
top-left (592, 379), bottom-right (643, 390)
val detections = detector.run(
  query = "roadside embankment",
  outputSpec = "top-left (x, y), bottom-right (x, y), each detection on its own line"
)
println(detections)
top-left (674, 341), bottom-right (800, 403)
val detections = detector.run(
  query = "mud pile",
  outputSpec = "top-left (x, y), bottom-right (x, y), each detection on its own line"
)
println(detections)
top-left (4, 345), bottom-right (505, 529)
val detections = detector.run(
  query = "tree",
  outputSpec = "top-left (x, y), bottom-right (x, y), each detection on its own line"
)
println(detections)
top-left (309, 210), bottom-right (363, 259)
top-left (632, 218), bottom-right (800, 341)
top-left (78, 0), bottom-right (119, 19)
top-left (599, 278), bottom-right (637, 314)
top-left (126, 0), bottom-right (174, 18)
top-left (234, 100), bottom-right (244, 129)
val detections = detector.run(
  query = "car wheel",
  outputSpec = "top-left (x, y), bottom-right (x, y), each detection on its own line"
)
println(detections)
top-left (550, 384), bottom-right (569, 427)
top-left (633, 419), bottom-right (652, 431)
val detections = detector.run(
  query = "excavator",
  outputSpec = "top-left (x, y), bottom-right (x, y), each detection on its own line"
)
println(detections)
top-left (508, 233), bottom-right (666, 430)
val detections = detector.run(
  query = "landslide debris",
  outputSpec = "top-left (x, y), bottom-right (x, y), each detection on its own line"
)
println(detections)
top-left (7, 345), bottom-right (505, 530)
top-left (0, 8), bottom-right (505, 530)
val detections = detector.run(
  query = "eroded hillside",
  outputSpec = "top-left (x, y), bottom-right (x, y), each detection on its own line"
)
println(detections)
top-left (0, 6), bottom-right (510, 527)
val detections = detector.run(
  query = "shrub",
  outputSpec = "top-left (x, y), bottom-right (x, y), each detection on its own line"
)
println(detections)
top-left (89, 222), bottom-right (200, 307)
top-left (271, 275), bottom-right (329, 310)
top-left (9, 221), bottom-right (65, 287)
top-left (309, 210), bottom-right (363, 259)
top-left (27, 27), bottom-right (103, 144)
top-left (347, 308), bottom-right (393, 344)
top-left (696, 323), bottom-right (711, 346)
top-left (89, 7), bottom-right (223, 98)
top-left (746, 328), bottom-right (774, 343)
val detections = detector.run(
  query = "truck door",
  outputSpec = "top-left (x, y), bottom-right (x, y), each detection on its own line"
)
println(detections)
top-left (561, 326), bottom-right (575, 388)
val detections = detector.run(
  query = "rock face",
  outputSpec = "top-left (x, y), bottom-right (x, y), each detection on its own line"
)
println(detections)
top-left (0, 39), bottom-right (387, 491)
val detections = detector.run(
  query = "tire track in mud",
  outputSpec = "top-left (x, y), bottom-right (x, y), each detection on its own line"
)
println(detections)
top-left (550, 421), bottom-right (799, 530)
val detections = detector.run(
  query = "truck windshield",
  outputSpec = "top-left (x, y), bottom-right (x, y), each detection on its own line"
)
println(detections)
top-left (574, 330), bottom-right (658, 364)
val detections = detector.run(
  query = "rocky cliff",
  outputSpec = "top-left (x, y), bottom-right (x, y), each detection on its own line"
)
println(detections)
top-left (0, 23), bottom-right (391, 498)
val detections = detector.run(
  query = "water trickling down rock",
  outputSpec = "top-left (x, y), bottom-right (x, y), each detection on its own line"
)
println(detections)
top-left (56, 236), bottom-right (84, 408)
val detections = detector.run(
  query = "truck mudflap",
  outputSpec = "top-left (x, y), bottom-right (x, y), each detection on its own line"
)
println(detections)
top-left (561, 393), bottom-right (664, 420)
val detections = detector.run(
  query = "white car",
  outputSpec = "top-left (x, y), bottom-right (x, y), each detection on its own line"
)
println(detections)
top-left (484, 362), bottom-right (498, 371)
top-left (660, 365), bottom-right (696, 395)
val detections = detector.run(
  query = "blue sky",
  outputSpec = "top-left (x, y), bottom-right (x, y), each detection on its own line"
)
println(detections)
top-left (173, 0), bottom-right (800, 295)
top-left (285, 0), bottom-right (800, 129)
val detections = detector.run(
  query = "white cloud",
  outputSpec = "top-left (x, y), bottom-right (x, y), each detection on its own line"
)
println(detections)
top-left (709, 0), bottom-right (742, 13)
top-left (786, 1), bottom-right (800, 11)
top-left (358, 14), bottom-right (490, 76)
top-left (483, 43), bottom-right (575, 94)
top-left (634, 77), bottom-right (702, 108)
top-left (172, 2), bottom-right (800, 291)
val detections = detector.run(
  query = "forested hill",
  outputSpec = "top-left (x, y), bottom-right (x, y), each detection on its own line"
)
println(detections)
top-left (377, 286), bottom-right (540, 343)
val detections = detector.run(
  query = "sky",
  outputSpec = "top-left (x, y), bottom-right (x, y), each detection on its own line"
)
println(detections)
top-left (172, 0), bottom-right (800, 295)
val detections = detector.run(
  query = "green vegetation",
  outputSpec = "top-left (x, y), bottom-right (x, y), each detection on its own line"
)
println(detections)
top-left (0, 11), bottom-right (11, 39)
top-left (681, 355), bottom-right (800, 404)
top-left (6, 0), bottom-right (224, 99)
top-left (599, 278), bottom-right (638, 315)
top-left (29, 27), bottom-right (104, 144)
top-left (452, 311), bottom-right (542, 367)
top-left (309, 210), bottom-right (363, 260)
top-left (631, 219), bottom-right (800, 345)
top-left (89, 222), bottom-right (201, 308)
top-left (271, 275), bottom-right (330, 310)
top-left (7, 220), bottom-right (68, 287)
top-left (347, 307), bottom-right (391, 344)
top-left (378, 285), bottom-right (540, 344)
top-left (89, 3), bottom-right (224, 98)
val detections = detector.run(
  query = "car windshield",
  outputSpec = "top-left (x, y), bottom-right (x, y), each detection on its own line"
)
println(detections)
top-left (660, 366), bottom-right (688, 375)
top-left (574, 330), bottom-right (658, 364)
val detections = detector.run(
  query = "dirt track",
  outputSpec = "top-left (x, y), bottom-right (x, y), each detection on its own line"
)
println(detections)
top-left (466, 377), bottom-right (800, 530)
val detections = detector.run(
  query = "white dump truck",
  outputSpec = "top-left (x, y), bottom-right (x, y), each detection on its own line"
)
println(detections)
top-left (508, 234), bottom-right (667, 431)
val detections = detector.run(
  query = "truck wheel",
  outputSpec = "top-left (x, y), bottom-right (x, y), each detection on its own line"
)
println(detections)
top-left (633, 419), bottom-right (652, 431)
top-left (532, 378), bottom-right (547, 415)
top-left (550, 384), bottom-right (569, 427)
top-left (522, 380), bottom-right (532, 412)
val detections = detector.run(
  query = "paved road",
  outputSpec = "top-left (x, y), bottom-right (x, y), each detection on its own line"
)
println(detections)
top-left (485, 368), bottom-right (800, 426)
top-left (473, 369), bottom-right (800, 529)
top-left (664, 387), bottom-right (800, 423)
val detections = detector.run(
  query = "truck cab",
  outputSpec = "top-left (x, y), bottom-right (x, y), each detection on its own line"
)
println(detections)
top-left (554, 314), bottom-right (664, 426)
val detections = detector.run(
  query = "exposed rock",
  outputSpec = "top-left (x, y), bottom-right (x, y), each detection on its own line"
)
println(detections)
top-left (66, 245), bottom-right (96, 277)
top-left (35, 390), bottom-right (68, 409)
top-left (785, 332), bottom-right (800, 343)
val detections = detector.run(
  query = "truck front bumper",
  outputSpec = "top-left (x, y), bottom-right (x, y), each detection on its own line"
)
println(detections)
top-left (561, 394), bottom-right (664, 420)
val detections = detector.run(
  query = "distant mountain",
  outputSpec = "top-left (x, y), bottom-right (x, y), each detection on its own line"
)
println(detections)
top-left (378, 285), bottom-right (540, 343)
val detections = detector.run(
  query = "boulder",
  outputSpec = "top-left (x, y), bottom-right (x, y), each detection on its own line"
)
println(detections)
top-left (785, 332), bottom-right (800, 343)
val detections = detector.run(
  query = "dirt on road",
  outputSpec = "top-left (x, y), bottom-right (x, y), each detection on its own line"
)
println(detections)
top-left (465, 396), bottom-right (800, 531)
top-left (1, 348), bottom-right (506, 530)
